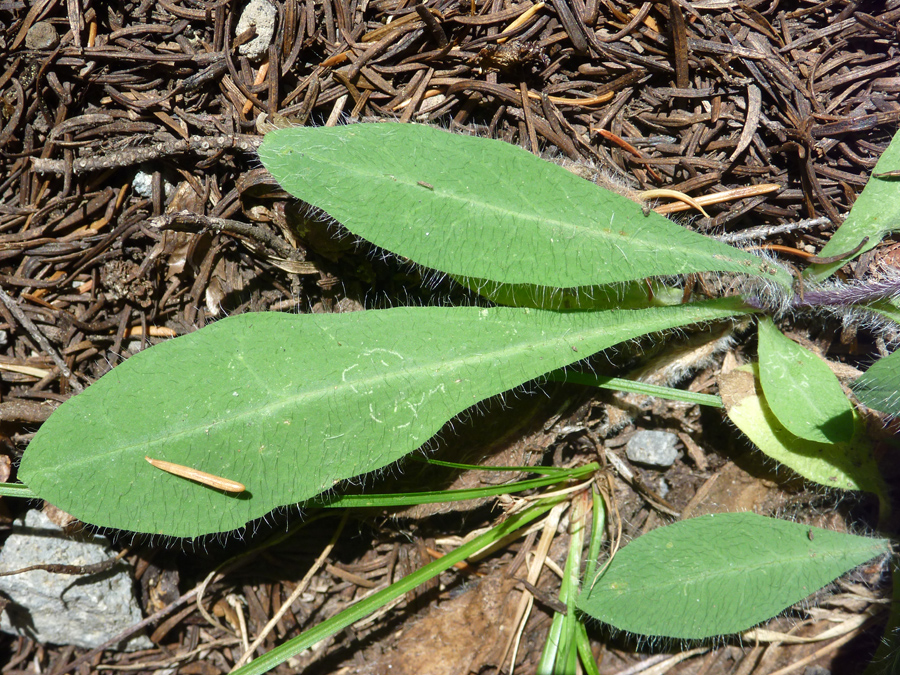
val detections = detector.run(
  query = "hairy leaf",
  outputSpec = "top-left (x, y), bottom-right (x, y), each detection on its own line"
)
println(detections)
top-left (853, 349), bottom-right (900, 417)
top-left (21, 301), bottom-right (745, 537)
top-left (719, 365), bottom-right (883, 495)
top-left (806, 127), bottom-right (900, 282)
top-left (258, 124), bottom-right (792, 290)
top-left (757, 317), bottom-right (854, 444)
top-left (456, 277), bottom-right (685, 310)
top-left (577, 512), bottom-right (889, 639)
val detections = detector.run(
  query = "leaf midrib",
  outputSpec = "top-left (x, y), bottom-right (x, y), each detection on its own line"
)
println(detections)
top-left (51, 319), bottom-right (583, 474)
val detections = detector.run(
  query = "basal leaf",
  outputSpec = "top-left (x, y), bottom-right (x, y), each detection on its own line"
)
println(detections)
top-left (806, 128), bottom-right (900, 282)
top-left (577, 512), bottom-right (889, 639)
top-left (258, 124), bottom-right (792, 290)
top-left (21, 300), bottom-right (746, 537)
top-left (719, 364), bottom-right (884, 495)
top-left (757, 317), bottom-right (854, 444)
top-left (853, 349), bottom-right (900, 417)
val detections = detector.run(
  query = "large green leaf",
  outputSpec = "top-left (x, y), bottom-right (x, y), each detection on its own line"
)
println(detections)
top-left (853, 349), bottom-right (900, 417)
top-left (258, 124), bottom-right (792, 290)
top-left (757, 317), bottom-right (854, 444)
top-left (719, 364), bottom-right (883, 495)
top-left (577, 512), bottom-right (890, 639)
top-left (806, 128), bottom-right (900, 282)
top-left (21, 300), bottom-right (746, 537)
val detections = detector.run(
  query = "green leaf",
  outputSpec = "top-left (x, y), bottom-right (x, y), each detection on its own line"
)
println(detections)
top-left (719, 364), bottom-right (884, 495)
top-left (547, 371), bottom-right (724, 408)
top-left (853, 349), bottom-right (900, 416)
top-left (258, 124), bottom-right (792, 290)
top-left (455, 278), bottom-right (684, 310)
top-left (756, 317), bottom-right (855, 444)
top-left (868, 297), bottom-right (900, 327)
top-left (21, 300), bottom-right (746, 537)
top-left (805, 128), bottom-right (900, 282)
top-left (577, 512), bottom-right (890, 639)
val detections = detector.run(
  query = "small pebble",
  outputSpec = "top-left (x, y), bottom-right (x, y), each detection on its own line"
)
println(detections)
top-left (25, 21), bottom-right (59, 50)
top-left (131, 171), bottom-right (154, 198)
top-left (657, 477), bottom-right (670, 498)
top-left (236, 0), bottom-right (276, 59)
top-left (131, 170), bottom-right (174, 200)
top-left (625, 430), bottom-right (679, 468)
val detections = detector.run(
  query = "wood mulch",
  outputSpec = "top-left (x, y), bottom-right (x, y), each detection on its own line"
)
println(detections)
top-left (0, 0), bottom-right (898, 673)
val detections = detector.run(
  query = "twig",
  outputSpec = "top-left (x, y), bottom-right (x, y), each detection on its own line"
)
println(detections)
top-left (32, 135), bottom-right (261, 174)
top-left (53, 586), bottom-right (201, 675)
top-left (0, 286), bottom-right (83, 393)
top-left (230, 510), bottom-right (350, 669)
top-left (716, 215), bottom-right (833, 244)
top-left (148, 211), bottom-right (302, 262)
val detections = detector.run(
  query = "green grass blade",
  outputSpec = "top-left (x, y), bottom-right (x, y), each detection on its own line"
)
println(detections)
top-left (575, 621), bottom-right (601, 675)
top-left (232, 496), bottom-right (565, 675)
top-left (0, 483), bottom-right (36, 498)
top-left (547, 371), bottom-right (724, 408)
top-left (318, 463), bottom-right (599, 508)
top-left (583, 488), bottom-right (606, 592)
top-left (259, 124), bottom-right (792, 290)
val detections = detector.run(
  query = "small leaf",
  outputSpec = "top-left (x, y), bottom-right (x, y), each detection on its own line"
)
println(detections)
top-left (577, 512), bottom-right (890, 639)
top-left (868, 297), bottom-right (900, 327)
top-left (719, 364), bottom-right (883, 495)
top-left (21, 300), bottom-right (746, 537)
top-left (806, 127), bottom-right (900, 282)
top-left (853, 350), bottom-right (900, 416)
top-left (258, 124), bottom-right (792, 291)
top-left (757, 317), bottom-right (855, 444)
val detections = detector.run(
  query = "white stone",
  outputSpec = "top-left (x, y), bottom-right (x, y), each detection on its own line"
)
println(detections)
top-left (236, 0), bottom-right (277, 60)
top-left (625, 430), bottom-right (679, 468)
top-left (0, 510), bottom-right (151, 650)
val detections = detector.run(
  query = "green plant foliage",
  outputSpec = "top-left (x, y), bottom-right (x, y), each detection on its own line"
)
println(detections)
top-left (868, 298), bottom-right (900, 327)
top-left (756, 317), bottom-right (855, 444)
top-left (719, 364), bottom-right (883, 495)
top-left (20, 300), bottom-right (746, 537)
top-left (806, 127), bottom-right (900, 282)
top-left (258, 123), bottom-right (792, 291)
top-left (454, 277), bottom-right (684, 310)
top-left (577, 512), bottom-right (890, 639)
top-left (231, 493), bottom-right (568, 675)
top-left (853, 349), bottom-right (900, 417)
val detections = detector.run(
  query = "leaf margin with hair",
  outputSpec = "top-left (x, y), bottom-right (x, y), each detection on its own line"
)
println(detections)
top-left (853, 349), bottom-right (900, 417)
top-left (577, 511), bottom-right (890, 639)
top-left (258, 123), bottom-right (792, 291)
top-left (805, 127), bottom-right (900, 282)
top-left (21, 300), bottom-right (748, 537)
top-left (718, 363), bottom-right (884, 496)
top-left (756, 317), bottom-right (855, 444)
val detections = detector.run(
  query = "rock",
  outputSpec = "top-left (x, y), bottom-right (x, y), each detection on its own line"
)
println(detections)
top-left (625, 430), bottom-right (679, 468)
top-left (25, 22), bottom-right (58, 50)
top-left (131, 170), bottom-right (174, 200)
top-left (0, 510), bottom-right (152, 651)
top-left (236, 0), bottom-right (276, 60)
